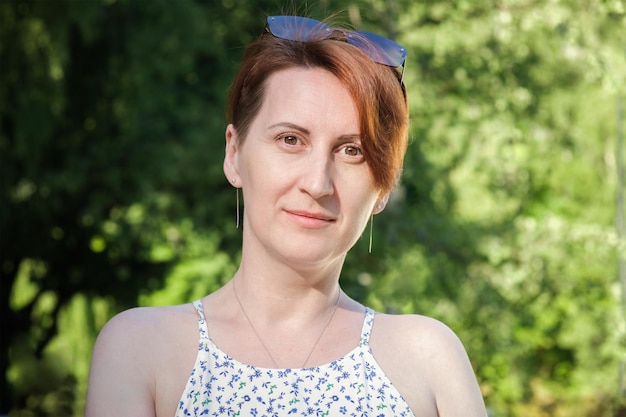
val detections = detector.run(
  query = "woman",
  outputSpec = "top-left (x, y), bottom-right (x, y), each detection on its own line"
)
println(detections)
top-left (85, 15), bottom-right (487, 417)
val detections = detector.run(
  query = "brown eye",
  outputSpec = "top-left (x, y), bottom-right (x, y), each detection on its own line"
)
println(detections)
top-left (343, 146), bottom-right (361, 156)
top-left (282, 135), bottom-right (299, 145)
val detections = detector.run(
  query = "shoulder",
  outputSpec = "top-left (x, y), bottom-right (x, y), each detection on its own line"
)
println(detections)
top-left (373, 312), bottom-right (460, 347)
top-left (98, 304), bottom-right (196, 339)
top-left (371, 313), bottom-right (469, 379)
top-left (93, 304), bottom-right (195, 354)
top-left (91, 303), bottom-right (200, 376)
top-left (370, 312), bottom-right (487, 417)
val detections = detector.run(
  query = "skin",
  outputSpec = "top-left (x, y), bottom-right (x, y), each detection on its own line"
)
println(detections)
top-left (85, 67), bottom-right (487, 417)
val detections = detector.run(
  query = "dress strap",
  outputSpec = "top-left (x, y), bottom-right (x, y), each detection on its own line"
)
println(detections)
top-left (191, 299), bottom-right (210, 340)
top-left (359, 307), bottom-right (376, 346)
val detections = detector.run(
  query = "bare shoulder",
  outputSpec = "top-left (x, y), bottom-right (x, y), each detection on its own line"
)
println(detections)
top-left (86, 304), bottom-right (198, 417)
top-left (373, 312), bottom-right (460, 346)
top-left (370, 313), bottom-right (469, 387)
top-left (91, 304), bottom-right (196, 361)
top-left (370, 313), bottom-right (487, 417)
top-left (97, 304), bottom-right (196, 342)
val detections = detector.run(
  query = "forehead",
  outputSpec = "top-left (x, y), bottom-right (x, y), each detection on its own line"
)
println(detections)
top-left (256, 67), bottom-right (360, 133)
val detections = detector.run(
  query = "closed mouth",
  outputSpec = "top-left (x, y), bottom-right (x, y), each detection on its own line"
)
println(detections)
top-left (286, 210), bottom-right (336, 222)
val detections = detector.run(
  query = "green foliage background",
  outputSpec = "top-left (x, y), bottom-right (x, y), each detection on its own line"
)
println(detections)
top-left (1, 0), bottom-right (624, 416)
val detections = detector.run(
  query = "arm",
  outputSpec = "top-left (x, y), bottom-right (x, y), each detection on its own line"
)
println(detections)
top-left (85, 309), bottom-right (156, 417)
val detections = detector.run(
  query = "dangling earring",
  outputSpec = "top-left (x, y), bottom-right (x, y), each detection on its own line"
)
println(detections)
top-left (231, 178), bottom-right (240, 229)
top-left (368, 214), bottom-right (374, 253)
top-left (236, 187), bottom-right (240, 229)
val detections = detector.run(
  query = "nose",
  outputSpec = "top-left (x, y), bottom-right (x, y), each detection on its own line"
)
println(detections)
top-left (298, 150), bottom-right (334, 199)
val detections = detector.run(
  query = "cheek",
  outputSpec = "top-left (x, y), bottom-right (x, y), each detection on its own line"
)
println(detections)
top-left (241, 158), bottom-right (290, 199)
top-left (341, 185), bottom-right (378, 219)
top-left (340, 170), bottom-right (379, 203)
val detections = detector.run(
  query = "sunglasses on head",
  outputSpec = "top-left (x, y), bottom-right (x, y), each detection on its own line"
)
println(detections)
top-left (266, 16), bottom-right (407, 82)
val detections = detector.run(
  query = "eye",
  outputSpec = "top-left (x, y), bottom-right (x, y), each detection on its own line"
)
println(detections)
top-left (337, 143), bottom-right (364, 160)
top-left (281, 135), bottom-right (300, 146)
top-left (343, 145), bottom-right (362, 157)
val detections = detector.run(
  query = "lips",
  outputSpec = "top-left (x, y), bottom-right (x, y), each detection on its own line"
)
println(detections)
top-left (284, 209), bottom-right (337, 226)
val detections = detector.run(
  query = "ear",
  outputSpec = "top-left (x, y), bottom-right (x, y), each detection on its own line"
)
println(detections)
top-left (223, 124), bottom-right (241, 186)
top-left (372, 194), bottom-right (389, 215)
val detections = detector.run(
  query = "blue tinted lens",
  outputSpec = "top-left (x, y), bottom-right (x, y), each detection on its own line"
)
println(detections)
top-left (267, 16), bottom-right (331, 42)
top-left (347, 31), bottom-right (406, 68)
top-left (267, 16), bottom-right (406, 69)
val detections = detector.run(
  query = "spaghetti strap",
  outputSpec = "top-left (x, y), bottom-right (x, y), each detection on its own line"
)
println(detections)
top-left (191, 299), bottom-right (210, 340)
top-left (359, 307), bottom-right (376, 346)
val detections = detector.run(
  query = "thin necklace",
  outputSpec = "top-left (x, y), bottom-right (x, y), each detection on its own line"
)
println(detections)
top-left (232, 278), bottom-right (341, 369)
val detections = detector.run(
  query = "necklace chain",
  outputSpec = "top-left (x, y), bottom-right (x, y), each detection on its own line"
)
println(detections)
top-left (232, 278), bottom-right (341, 369)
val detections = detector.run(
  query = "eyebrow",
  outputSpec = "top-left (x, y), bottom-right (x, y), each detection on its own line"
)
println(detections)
top-left (267, 122), bottom-right (310, 135)
top-left (267, 122), bottom-right (361, 142)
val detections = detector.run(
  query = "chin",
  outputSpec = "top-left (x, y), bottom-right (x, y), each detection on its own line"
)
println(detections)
top-left (271, 241), bottom-right (347, 269)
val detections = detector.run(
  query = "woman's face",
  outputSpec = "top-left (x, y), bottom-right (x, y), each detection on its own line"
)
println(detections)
top-left (224, 67), bottom-right (386, 268)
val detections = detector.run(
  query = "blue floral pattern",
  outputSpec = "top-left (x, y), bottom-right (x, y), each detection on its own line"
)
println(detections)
top-left (175, 300), bottom-right (414, 417)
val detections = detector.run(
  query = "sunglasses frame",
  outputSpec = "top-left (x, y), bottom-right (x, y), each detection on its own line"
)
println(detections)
top-left (266, 16), bottom-right (406, 83)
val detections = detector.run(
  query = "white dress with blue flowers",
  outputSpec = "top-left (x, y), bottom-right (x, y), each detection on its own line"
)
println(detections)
top-left (175, 300), bottom-right (415, 417)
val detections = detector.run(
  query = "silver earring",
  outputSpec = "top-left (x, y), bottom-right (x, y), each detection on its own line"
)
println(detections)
top-left (368, 214), bottom-right (374, 253)
top-left (231, 178), bottom-right (240, 229)
top-left (235, 186), bottom-right (240, 229)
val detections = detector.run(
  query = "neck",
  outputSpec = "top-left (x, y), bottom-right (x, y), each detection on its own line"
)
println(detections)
top-left (230, 265), bottom-right (342, 324)
top-left (232, 241), bottom-right (345, 314)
